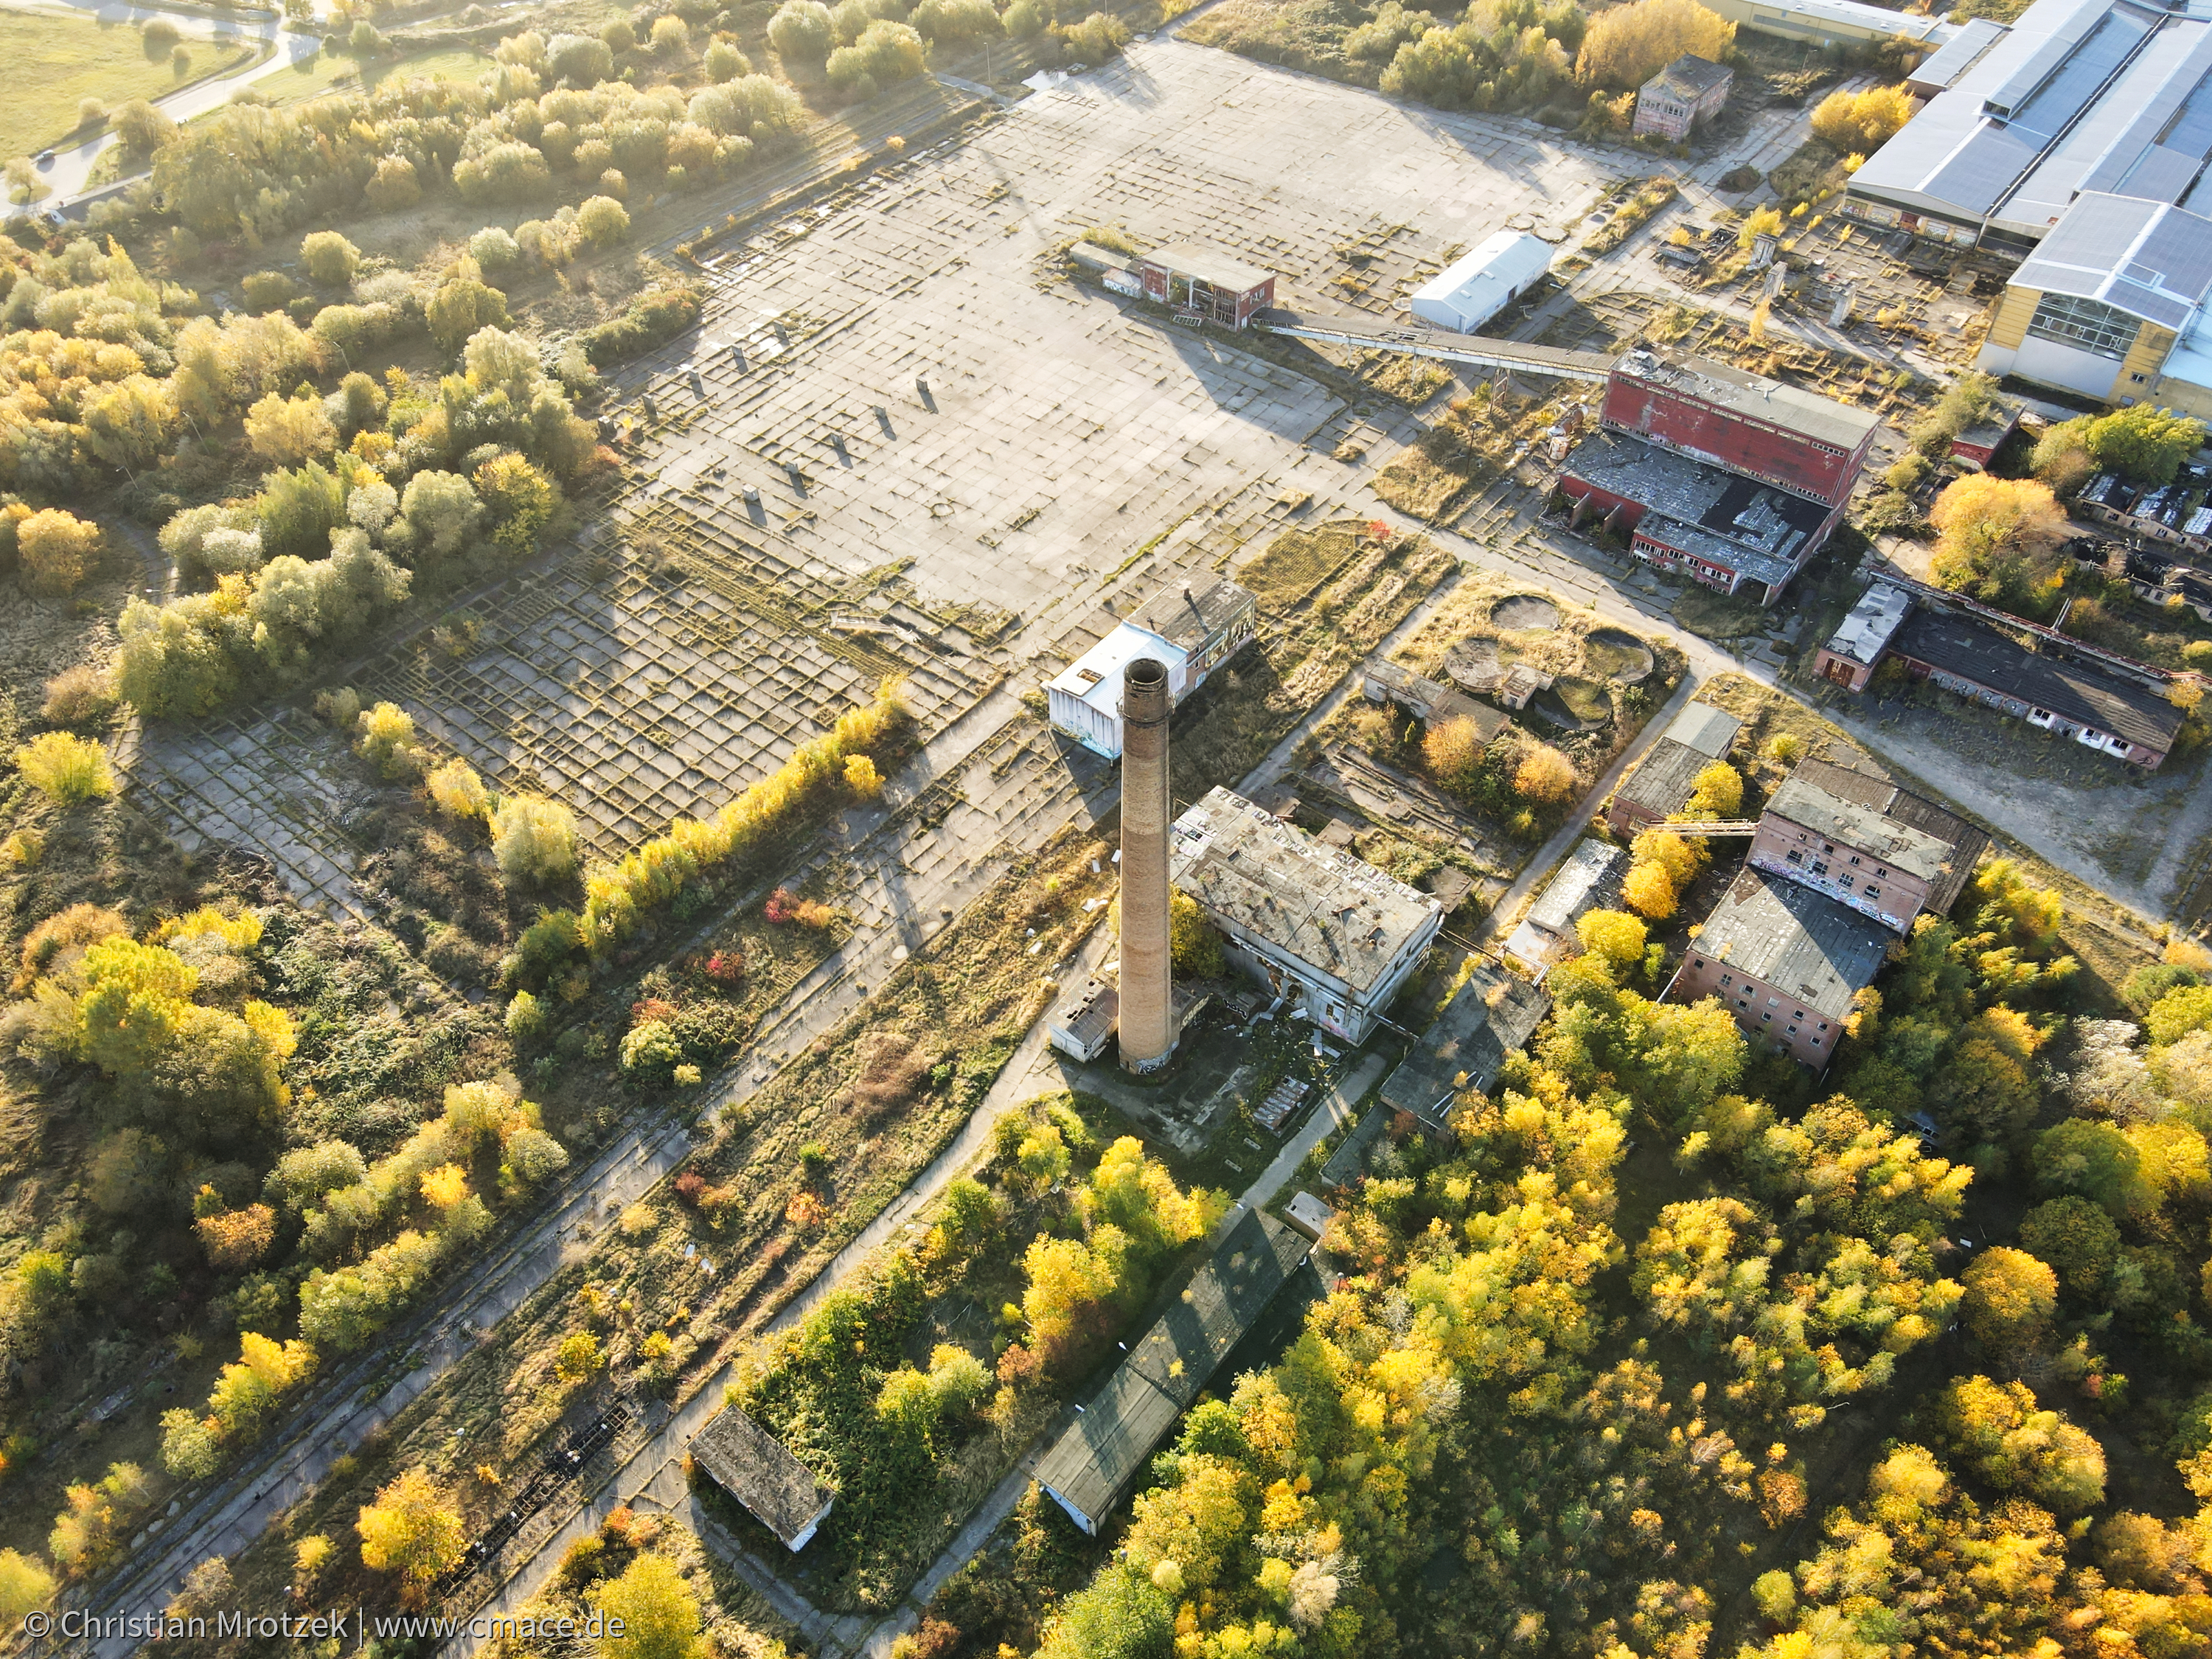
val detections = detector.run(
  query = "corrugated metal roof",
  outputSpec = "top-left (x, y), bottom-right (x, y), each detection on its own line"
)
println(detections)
top-left (1666, 702), bottom-right (1745, 758)
top-left (1910, 17), bottom-right (2011, 93)
top-left (1409, 230), bottom-right (1554, 333)
top-left (1823, 581), bottom-right (1915, 668)
top-left (1034, 1212), bottom-right (1309, 1531)
top-left (2014, 192), bottom-right (2212, 328)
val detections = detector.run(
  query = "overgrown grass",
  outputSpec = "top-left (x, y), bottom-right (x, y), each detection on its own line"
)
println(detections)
top-left (0, 13), bottom-right (254, 161)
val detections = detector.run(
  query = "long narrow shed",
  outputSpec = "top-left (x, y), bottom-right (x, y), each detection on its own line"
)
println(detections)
top-left (1035, 1211), bottom-right (1311, 1534)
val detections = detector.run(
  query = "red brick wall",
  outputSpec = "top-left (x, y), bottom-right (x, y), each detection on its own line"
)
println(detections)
top-left (1602, 374), bottom-right (1860, 506)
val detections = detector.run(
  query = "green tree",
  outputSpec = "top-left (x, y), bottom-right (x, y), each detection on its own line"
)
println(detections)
top-left (425, 273), bottom-right (512, 357)
top-left (2083, 404), bottom-right (2206, 486)
top-left (1169, 889), bottom-right (1224, 977)
top-left (1037, 1561), bottom-right (1174, 1659)
top-left (2017, 1196), bottom-right (2120, 1295)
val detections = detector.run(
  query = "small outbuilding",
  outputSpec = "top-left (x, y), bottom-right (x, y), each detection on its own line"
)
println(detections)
top-left (690, 1402), bottom-right (835, 1552)
top-left (1606, 701), bottom-right (1744, 833)
top-left (1503, 838), bottom-right (1627, 971)
top-left (1046, 578), bottom-right (1257, 759)
top-left (1135, 243), bottom-right (1277, 328)
top-left (1632, 55), bottom-right (1734, 141)
top-left (1378, 961), bottom-right (1551, 1130)
top-left (1409, 230), bottom-right (1554, 334)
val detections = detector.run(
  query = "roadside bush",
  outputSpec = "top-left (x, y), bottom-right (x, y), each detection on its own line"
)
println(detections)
top-left (18, 508), bottom-right (99, 595)
top-left (827, 19), bottom-right (925, 91)
top-left (1055, 11), bottom-right (1130, 62)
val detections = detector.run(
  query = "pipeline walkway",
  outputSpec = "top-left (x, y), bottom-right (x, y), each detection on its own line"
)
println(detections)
top-left (1250, 306), bottom-right (1618, 383)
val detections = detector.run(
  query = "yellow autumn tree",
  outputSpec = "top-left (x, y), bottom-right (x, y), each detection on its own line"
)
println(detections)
top-left (355, 1468), bottom-right (464, 1606)
top-left (1929, 473), bottom-right (2068, 602)
top-left (1810, 84), bottom-right (1913, 155)
top-left (1576, 0), bottom-right (1734, 89)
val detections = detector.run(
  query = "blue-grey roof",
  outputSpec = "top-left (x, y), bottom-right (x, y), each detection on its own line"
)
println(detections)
top-left (1910, 17), bottom-right (2010, 94)
top-left (1692, 867), bottom-right (1891, 1023)
top-left (2014, 192), bottom-right (2212, 330)
top-left (1851, 0), bottom-right (2212, 239)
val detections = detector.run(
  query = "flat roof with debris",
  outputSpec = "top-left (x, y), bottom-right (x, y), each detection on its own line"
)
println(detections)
top-left (1893, 608), bottom-right (2185, 754)
top-left (1691, 866), bottom-right (1891, 1023)
top-left (1614, 350), bottom-right (1885, 451)
top-left (1823, 581), bottom-right (1916, 669)
top-left (690, 1404), bottom-right (835, 1551)
top-left (1764, 770), bottom-right (1958, 883)
top-left (1617, 739), bottom-right (1726, 820)
top-left (1137, 240), bottom-right (1276, 293)
top-left (1664, 701), bottom-right (1745, 759)
top-left (1171, 787), bottom-right (1441, 997)
top-left (1127, 577), bottom-right (1256, 655)
top-left (1525, 838), bottom-right (1628, 937)
top-left (1784, 755), bottom-right (1990, 915)
top-left (1562, 429), bottom-right (1829, 587)
top-left (1034, 1211), bottom-right (1310, 1533)
top-left (1379, 963), bottom-right (1551, 1124)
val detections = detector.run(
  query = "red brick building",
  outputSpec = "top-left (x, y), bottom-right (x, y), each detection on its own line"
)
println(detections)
top-left (1600, 350), bottom-right (1881, 508)
top-left (1557, 351), bottom-right (1885, 602)
top-left (1135, 243), bottom-right (1276, 330)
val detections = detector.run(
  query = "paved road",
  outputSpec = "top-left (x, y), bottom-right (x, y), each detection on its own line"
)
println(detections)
top-left (13, 0), bottom-right (333, 206)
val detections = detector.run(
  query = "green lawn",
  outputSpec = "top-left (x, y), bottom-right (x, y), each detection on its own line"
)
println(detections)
top-left (257, 44), bottom-right (494, 108)
top-left (0, 9), bottom-right (253, 161)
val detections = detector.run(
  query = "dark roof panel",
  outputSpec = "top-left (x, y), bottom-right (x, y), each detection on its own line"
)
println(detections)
top-left (1380, 964), bottom-right (1551, 1124)
top-left (1692, 867), bottom-right (1891, 1023)
top-left (1893, 609), bottom-right (2185, 754)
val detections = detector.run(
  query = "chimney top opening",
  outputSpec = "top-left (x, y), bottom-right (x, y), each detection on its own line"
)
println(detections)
top-left (1125, 657), bottom-right (1168, 690)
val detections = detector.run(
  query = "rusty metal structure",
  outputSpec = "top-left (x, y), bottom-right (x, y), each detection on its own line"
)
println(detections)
top-left (1117, 658), bottom-right (1176, 1073)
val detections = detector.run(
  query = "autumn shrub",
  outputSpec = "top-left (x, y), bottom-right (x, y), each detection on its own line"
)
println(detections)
top-left (41, 664), bottom-right (114, 726)
top-left (18, 509), bottom-right (99, 595)
top-left (1514, 744), bottom-right (1577, 805)
top-left (15, 732), bottom-right (114, 804)
top-left (1575, 0), bottom-right (1732, 89)
top-left (492, 796), bottom-right (580, 884)
top-left (1809, 84), bottom-right (1913, 153)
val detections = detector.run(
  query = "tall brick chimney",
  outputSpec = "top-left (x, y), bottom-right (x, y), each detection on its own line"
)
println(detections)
top-left (1117, 657), bottom-right (1175, 1073)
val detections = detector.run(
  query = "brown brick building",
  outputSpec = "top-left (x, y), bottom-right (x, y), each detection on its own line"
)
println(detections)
top-left (1669, 868), bottom-right (1892, 1066)
top-left (1747, 757), bottom-right (1986, 935)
